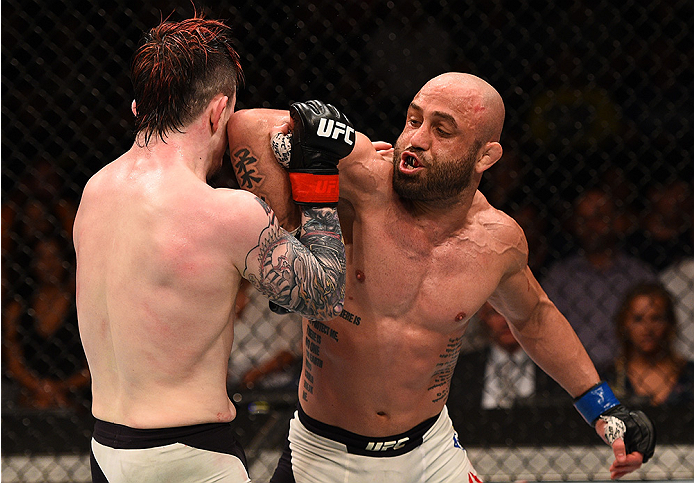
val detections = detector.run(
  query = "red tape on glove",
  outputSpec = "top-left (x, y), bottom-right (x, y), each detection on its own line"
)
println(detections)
top-left (289, 172), bottom-right (339, 204)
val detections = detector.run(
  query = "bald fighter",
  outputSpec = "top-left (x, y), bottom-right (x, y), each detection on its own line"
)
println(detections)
top-left (227, 73), bottom-right (655, 482)
top-left (74, 16), bottom-right (350, 483)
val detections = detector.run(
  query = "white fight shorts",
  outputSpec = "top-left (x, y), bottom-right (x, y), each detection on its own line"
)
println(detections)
top-left (270, 405), bottom-right (481, 483)
top-left (90, 419), bottom-right (251, 483)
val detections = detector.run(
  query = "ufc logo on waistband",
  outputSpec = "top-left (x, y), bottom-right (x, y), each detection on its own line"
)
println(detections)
top-left (364, 437), bottom-right (409, 451)
top-left (317, 118), bottom-right (355, 145)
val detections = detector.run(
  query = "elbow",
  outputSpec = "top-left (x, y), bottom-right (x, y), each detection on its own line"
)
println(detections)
top-left (323, 290), bottom-right (346, 320)
top-left (298, 276), bottom-right (346, 321)
top-left (312, 283), bottom-right (346, 321)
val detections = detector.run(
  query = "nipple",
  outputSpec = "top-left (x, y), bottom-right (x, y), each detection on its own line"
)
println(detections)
top-left (356, 270), bottom-right (365, 282)
top-left (455, 312), bottom-right (466, 321)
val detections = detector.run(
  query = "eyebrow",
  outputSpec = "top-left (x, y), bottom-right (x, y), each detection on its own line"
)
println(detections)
top-left (409, 102), bottom-right (458, 128)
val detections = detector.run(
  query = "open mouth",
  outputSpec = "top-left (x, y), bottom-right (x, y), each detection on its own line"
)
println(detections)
top-left (399, 153), bottom-right (423, 173)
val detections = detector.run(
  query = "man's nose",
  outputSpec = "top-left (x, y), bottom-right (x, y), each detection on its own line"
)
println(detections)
top-left (409, 125), bottom-right (431, 149)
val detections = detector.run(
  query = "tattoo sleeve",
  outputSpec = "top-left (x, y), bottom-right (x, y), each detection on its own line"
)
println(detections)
top-left (245, 200), bottom-right (346, 321)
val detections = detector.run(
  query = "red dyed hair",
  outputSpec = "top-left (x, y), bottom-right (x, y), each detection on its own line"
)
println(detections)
top-left (131, 14), bottom-right (243, 145)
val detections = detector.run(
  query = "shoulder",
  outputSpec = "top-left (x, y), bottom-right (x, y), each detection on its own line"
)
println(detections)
top-left (80, 154), bottom-right (132, 200)
top-left (206, 187), bottom-right (275, 229)
top-left (473, 192), bottom-right (528, 257)
top-left (338, 132), bottom-right (393, 202)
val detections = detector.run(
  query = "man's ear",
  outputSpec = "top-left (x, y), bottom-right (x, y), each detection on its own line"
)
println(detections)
top-left (209, 95), bottom-right (229, 133)
top-left (476, 142), bottom-right (503, 174)
top-left (131, 100), bottom-right (137, 117)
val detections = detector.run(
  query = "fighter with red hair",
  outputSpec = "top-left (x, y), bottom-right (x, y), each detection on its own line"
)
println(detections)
top-left (75, 14), bottom-right (351, 482)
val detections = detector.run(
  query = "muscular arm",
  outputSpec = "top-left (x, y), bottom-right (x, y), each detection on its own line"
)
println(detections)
top-left (488, 264), bottom-right (600, 398)
top-left (234, 193), bottom-right (345, 321)
top-left (227, 109), bottom-right (388, 216)
top-left (486, 210), bottom-right (653, 477)
top-left (228, 109), bottom-right (301, 231)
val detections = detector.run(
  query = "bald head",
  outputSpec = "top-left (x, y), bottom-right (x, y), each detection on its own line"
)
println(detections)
top-left (417, 73), bottom-right (505, 143)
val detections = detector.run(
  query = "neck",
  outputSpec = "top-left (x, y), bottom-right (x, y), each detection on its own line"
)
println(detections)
top-left (131, 124), bottom-right (217, 182)
top-left (629, 350), bottom-right (670, 367)
top-left (397, 189), bottom-right (477, 241)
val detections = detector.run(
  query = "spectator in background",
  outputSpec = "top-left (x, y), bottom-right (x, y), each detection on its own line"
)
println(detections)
top-left (228, 280), bottom-right (303, 392)
top-left (2, 236), bottom-right (90, 411)
top-left (604, 282), bottom-right (694, 406)
top-left (660, 227), bottom-right (694, 360)
top-left (599, 165), bottom-right (641, 241)
top-left (3, 199), bottom-right (68, 292)
top-left (626, 179), bottom-right (693, 271)
top-left (541, 188), bottom-right (657, 372)
top-left (2, 158), bottom-right (77, 301)
top-left (453, 302), bottom-right (566, 410)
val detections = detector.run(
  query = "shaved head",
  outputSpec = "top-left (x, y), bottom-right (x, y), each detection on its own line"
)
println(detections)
top-left (418, 73), bottom-right (505, 143)
top-left (392, 72), bottom-right (506, 204)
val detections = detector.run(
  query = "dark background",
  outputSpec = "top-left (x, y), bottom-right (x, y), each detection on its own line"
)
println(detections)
top-left (2, 1), bottom-right (693, 481)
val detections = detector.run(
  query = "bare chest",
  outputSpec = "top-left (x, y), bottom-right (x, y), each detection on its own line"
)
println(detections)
top-left (345, 222), bottom-right (504, 326)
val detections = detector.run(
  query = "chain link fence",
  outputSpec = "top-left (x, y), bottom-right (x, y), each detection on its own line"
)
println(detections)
top-left (2, 0), bottom-right (693, 481)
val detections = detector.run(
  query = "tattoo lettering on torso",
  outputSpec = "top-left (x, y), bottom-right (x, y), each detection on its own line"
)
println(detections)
top-left (338, 308), bottom-right (361, 325)
top-left (430, 336), bottom-right (463, 403)
top-left (303, 319), bottom-right (339, 402)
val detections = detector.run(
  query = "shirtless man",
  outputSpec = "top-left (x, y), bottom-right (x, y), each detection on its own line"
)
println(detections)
top-left (73, 17), bottom-right (352, 483)
top-left (227, 73), bottom-right (655, 482)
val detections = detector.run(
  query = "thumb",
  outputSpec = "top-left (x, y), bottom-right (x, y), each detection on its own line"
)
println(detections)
top-left (612, 437), bottom-right (627, 463)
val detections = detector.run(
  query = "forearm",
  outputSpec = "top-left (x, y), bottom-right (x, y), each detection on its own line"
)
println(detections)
top-left (513, 299), bottom-right (600, 398)
top-left (294, 206), bottom-right (346, 318)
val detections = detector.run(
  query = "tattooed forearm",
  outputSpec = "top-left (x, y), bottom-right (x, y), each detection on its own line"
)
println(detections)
top-left (245, 199), bottom-right (346, 321)
top-left (293, 206), bottom-right (346, 317)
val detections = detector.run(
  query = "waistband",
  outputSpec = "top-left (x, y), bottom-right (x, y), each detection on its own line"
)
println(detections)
top-left (92, 418), bottom-right (239, 455)
top-left (297, 404), bottom-right (440, 457)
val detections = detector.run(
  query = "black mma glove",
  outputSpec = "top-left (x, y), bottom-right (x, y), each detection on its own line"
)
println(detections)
top-left (288, 100), bottom-right (356, 206)
top-left (574, 381), bottom-right (656, 463)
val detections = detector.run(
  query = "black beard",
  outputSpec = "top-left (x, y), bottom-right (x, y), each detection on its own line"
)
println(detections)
top-left (392, 145), bottom-right (476, 202)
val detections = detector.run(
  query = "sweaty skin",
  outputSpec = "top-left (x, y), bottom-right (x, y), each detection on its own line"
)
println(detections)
top-left (75, 93), bottom-right (345, 430)
top-left (227, 73), bottom-right (643, 479)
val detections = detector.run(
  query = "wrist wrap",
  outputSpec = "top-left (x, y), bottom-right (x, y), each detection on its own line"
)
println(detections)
top-left (289, 172), bottom-right (340, 205)
top-left (574, 381), bottom-right (621, 426)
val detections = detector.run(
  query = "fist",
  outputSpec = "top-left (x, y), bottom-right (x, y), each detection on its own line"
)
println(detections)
top-left (286, 100), bottom-right (355, 206)
top-left (289, 100), bottom-right (356, 174)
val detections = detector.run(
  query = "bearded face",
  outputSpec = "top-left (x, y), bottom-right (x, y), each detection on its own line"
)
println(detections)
top-left (391, 138), bottom-right (480, 202)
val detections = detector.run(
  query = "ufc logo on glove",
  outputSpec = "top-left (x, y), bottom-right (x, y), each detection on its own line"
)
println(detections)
top-left (286, 100), bottom-right (357, 207)
top-left (316, 118), bottom-right (355, 145)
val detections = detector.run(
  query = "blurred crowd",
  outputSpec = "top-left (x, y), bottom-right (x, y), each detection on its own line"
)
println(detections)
top-left (2, 152), bottom-right (692, 414)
